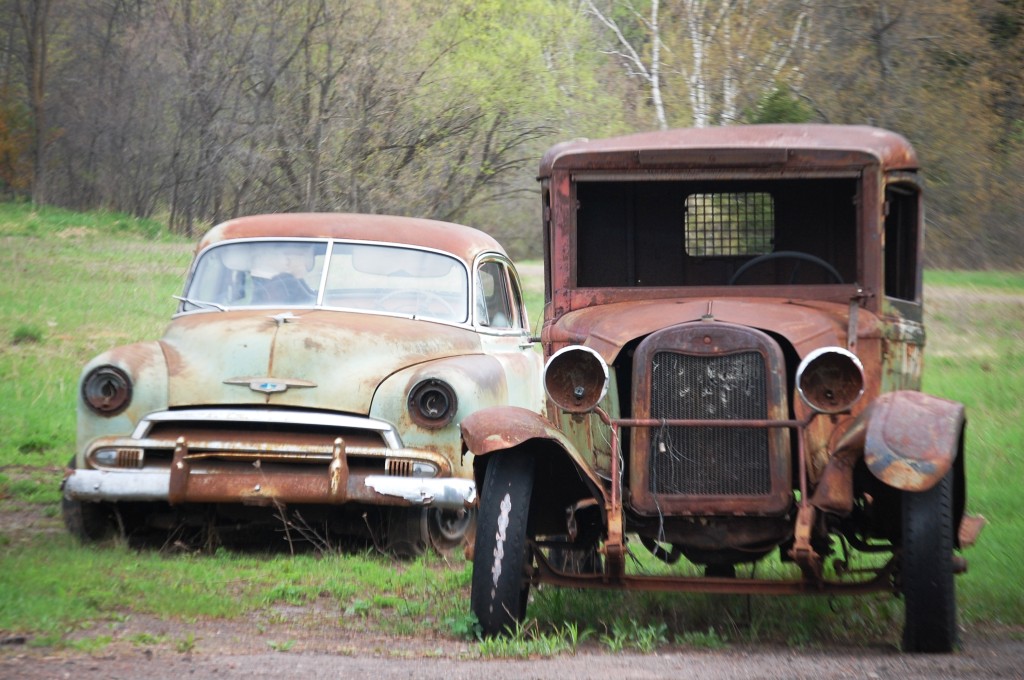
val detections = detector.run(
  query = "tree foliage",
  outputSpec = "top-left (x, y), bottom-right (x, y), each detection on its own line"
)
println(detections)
top-left (584, 0), bottom-right (1022, 267)
top-left (0, 0), bottom-right (1020, 265)
top-left (0, 0), bottom-right (606, 248)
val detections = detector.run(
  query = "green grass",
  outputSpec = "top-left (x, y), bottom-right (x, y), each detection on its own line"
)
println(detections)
top-left (924, 269), bottom-right (1024, 291)
top-left (0, 203), bottom-right (193, 480)
top-left (516, 259), bottom-right (544, 336)
top-left (0, 204), bottom-right (1021, 654)
top-left (0, 535), bottom-right (473, 648)
top-left (922, 273), bottom-right (1024, 627)
top-left (0, 201), bottom-right (172, 240)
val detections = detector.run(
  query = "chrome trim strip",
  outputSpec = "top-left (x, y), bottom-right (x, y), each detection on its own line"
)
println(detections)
top-left (131, 409), bottom-right (403, 448)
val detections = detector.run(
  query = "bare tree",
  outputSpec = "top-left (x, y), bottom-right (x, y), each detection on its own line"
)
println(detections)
top-left (13, 0), bottom-right (52, 204)
top-left (584, 0), bottom-right (811, 128)
top-left (583, 0), bottom-right (668, 129)
top-left (46, 0), bottom-right (171, 215)
top-left (160, 0), bottom-right (263, 234)
top-left (804, 1), bottom-right (1001, 267)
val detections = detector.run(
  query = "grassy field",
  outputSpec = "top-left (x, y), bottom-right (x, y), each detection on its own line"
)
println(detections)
top-left (1, 203), bottom-right (1021, 653)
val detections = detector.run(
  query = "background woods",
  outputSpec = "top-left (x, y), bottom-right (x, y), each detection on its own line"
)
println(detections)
top-left (0, 0), bottom-right (1021, 266)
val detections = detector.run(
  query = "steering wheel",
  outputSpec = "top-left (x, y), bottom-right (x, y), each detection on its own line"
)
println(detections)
top-left (378, 289), bottom-right (456, 318)
top-left (728, 251), bottom-right (844, 285)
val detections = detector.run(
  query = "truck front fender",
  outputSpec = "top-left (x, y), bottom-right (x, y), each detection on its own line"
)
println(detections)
top-left (864, 390), bottom-right (965, 492)
top-left (461, 405), bottom-right (606, 505)
top-left (812, 390), bottom-right (965, 515)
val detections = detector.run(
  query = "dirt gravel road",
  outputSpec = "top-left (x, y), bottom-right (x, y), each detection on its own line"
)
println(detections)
top-left (3, 633), bottom-right (1023, 679)
top-left (3, 612), bottom-right (1022, 680)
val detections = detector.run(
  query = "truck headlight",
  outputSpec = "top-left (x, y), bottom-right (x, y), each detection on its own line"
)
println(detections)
top-left (796, 347), bottom-right (864, 414)
top-left (544, 345), bottom-right (609, 413)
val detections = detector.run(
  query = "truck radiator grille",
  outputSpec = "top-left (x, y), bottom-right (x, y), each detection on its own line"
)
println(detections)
top-left (649, 351), bottom-right (771, 496)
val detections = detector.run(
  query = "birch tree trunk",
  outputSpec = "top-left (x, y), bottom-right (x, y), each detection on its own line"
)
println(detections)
top-left (583, 0), bottom-right (668, 130)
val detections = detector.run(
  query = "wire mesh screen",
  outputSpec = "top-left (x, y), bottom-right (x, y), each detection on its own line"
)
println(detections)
top-left (684, 192), bottom-right (774, 256)
top-left (649, 351), bottom-right (772, 496)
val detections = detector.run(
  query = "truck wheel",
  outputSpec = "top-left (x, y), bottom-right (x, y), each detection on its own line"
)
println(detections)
top-left (901, 469), bottom-right (957, 653)
top-left (471, 452), bottom-right (535, 636)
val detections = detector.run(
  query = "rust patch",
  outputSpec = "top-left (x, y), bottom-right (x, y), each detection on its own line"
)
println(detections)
top-left (864, 391), bottom-right (964, 491)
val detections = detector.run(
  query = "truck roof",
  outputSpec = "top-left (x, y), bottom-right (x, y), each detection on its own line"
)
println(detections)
top-left (539, 124), bottom-right (918, 176)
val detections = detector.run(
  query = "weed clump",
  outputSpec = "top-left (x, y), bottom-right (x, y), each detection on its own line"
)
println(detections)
top-left (11, 325), bottom-right (43, 345)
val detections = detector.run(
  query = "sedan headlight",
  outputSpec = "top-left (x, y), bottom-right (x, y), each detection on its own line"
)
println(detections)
top-left (408, 379), bottom-right (457, 428)
top-left (81, 365), bottom-right (133, 416)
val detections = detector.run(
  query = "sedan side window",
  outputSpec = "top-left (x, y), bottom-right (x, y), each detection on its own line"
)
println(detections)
top-left (477, 260), bottom-right (516, 329)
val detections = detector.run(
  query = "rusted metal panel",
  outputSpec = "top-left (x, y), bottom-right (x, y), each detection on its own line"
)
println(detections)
top-left (809, 412), bottom-right (869, 516)
top-left (76, 342), bottom-right (169, 452)
top-left (880, 317), bottom-right (926, 393)
top-left (197, 213), bottom-right (507, 266)
top-left (865, 390), bottom-right (965, 491)
top-left (167, 466), bottom-right (464, 508)
top-left (373, 353), bottom-right (535, 463)
top-left (539, 125), bottom-right (918, 177)
top-left (462, 405), bottom-right (574, 456)
top-left (545, 297), bottom-right (864, 366)
top-left (460, 406), bottom-right (607, 495)
top-left (162, 310), bottom-right (483, 413)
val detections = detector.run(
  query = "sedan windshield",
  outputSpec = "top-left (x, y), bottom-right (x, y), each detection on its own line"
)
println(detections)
top-left (182, 240), bottom-right (469, 323)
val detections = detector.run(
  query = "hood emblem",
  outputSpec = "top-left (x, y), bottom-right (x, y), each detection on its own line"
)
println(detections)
top-left (224, 377), bottom-right (317, 394)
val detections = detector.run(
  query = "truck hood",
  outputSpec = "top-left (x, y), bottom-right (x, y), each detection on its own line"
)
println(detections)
top-left (547, 297), bottom-right (882, 362)
top-left (159, 310), bottom-right (482, 414)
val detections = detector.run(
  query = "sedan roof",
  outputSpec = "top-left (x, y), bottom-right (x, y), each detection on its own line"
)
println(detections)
top-left (197, 213), bottom-right (507, 263)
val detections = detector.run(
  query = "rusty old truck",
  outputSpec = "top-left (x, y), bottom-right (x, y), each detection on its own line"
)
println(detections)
top-left (462, 125), bottom-right (984, 652)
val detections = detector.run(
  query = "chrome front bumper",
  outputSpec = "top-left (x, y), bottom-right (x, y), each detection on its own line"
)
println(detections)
top-left (62, 469), bottom-right (476, 510)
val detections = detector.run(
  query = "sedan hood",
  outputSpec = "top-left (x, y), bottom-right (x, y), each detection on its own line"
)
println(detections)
top-left (159, 310), bottom-right (482, 414)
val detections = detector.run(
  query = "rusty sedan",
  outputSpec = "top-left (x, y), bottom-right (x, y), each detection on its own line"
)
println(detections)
top-left (62, 213), bottom-right (543, 555)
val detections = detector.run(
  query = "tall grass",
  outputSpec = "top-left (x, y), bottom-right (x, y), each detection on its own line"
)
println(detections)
top-left (922, 271), bottom-right (1024, 626)
top-left (1, 204), bottom-right (1021, 650)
